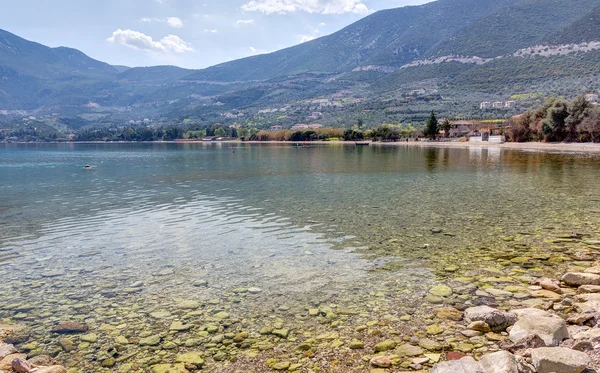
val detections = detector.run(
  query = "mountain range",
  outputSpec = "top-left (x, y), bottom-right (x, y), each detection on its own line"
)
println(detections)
top-left (1, 0), bottom-right (600, 131)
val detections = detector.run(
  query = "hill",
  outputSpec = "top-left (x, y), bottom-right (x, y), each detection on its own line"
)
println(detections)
top-left (1, 0), bottom-right (600, 132)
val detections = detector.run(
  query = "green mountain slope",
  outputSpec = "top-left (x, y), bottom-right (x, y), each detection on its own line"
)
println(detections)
top-left (185, 0), bottom-right (519, 82)
top-left (551, 5), bottom-right (600, 44)
top-left (428, 0), bottom-right (599, 58)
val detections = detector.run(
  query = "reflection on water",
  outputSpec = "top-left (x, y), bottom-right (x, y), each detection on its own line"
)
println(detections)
top-left (0, 143), bottom-right (599, 372)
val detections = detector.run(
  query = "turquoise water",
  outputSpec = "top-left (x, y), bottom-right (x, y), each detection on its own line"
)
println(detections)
top-left (1, 142), bottom-right (599, 372)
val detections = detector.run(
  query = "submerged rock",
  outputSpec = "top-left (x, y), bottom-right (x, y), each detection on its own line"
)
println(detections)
top-left (51, 322), bottom-right (88, 334)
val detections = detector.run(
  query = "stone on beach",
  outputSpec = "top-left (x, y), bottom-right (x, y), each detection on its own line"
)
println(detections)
top-left (562, 272), bottom-right (600, 286)
top-left (530, 347), bottom-right (590, 373)
top-left (11, 357), bottom-right (32, 373)
top-left (508, 316), bottom-right (569, 346)
top-left (370, 356), bottom-right (392, 368)
top-left (479, 351), bottom-right (519, 373)
top-left (464, 306), bottom-right (517, 332)
top-left (430, 356), bottom-right (484, 373)
top-left (0, 343), bottom-right (17, 360)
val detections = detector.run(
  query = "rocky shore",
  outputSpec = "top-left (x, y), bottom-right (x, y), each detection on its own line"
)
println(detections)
top-left (407, 266), bottom-right (600, 373)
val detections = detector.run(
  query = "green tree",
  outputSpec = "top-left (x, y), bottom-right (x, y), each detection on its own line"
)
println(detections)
top-left (566, 95), bottom-right (592, 141)
top-left (423, 111), bottom-right (439, 140)
top-left (440, 119), bottom-right (452, 138)
top-left (214, 127), bottom-right (227, 137)
top-left (541, 99), bottom-right (569, 141)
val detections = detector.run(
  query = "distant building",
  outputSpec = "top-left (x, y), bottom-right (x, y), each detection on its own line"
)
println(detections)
top-left (270, 125), bottom-right (283, 131)
top-left (292, 124), bottom-right (309, 130)
top-left (480, 102), bottom-right (492, 109)
top-left (492, 101), bottom-right (504, 109)
top-left (586, 93), bottom-right (599, 103)
top-left (308, 124), bottom-right (322, 129)
top-left (229, 124), bottom-right (242, 129)
top-left (504, 101), bottom-right (516, 108)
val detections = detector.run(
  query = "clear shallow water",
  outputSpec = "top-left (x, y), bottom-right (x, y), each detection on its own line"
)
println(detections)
top-left (1, 143), bottom-right (600, 372)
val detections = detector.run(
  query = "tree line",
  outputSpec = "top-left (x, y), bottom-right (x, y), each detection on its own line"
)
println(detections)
top-left (507, 96), bottom-right (600, 142)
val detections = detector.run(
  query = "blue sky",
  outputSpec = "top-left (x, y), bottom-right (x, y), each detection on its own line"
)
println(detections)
top-left (0, 0), bottom-right (433, 69)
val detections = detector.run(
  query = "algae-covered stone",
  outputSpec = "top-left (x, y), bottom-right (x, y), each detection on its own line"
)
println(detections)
top-left (374, 340), bottom-right (396, 352)
top-left (175, 352), bottom-right (204, 366)
top-left (139, 335), bottom-right (161, 346)
top-left (151, 363), bottom-right (189, 373)
top-left (169, 322), bottom-right (191, 332)
top-left (350, 339), bottom-right (364, 349)
top-left (419, 338), bottom-right (442, 351)
top-left (398, 343), bottom-right (423, 356)
top-left (177, 300), bottom-right (200, 310)
top-left (429, 285), bottom-right (453, 297)
top-left (272, 329), bottom-right (289, 339)
top-left (272, 361), bottom-right (290, 370)
top-left (80, 334), bottom-right (97, 343)
top-left (426, 325), bottom-right (444, 335)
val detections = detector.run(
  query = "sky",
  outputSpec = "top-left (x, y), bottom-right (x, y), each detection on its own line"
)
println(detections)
top-left (0, 0), bottom-right (434, 70)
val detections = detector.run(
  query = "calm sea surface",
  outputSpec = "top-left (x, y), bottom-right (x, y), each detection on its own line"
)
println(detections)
top-left (1, 142), bottom-right (599, 372)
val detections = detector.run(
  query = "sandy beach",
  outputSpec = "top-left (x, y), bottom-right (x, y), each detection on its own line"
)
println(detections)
top-left (226, 140), bottom-right (600, 154)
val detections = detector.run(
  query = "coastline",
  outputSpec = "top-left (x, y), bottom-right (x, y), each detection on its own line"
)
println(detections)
top-left (238, 140), bottom-right (600, 154)
top-left (4, 140), bottom-right (600, 154)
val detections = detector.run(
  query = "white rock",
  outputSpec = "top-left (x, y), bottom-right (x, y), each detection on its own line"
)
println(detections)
top-left (430, 356), bottom-right (485, 373)
top-left (511, 308), bottom-right (558, 319)
top-left (248, 287), bottom-right (262, 294)
top-left (531, 347), bottom-right (590, 373)
top-left (480, 350), bottom-right (518, 373)
top-left (573, 327), bottom-right (600, 341)
top-left (509, 316), bottom-right (569, 346)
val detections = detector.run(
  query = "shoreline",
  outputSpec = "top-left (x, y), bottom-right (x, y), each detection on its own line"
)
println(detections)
top-left (4, 140), bottom-right (600, 154)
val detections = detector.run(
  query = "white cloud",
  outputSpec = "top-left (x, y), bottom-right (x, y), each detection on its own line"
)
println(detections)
top-left (248, 46), bottom-right (268, 55)
top-left (203, 29), bottom-right (218, 33)
top-left (236, 19), bottom-right (255, 26)
top-left (167, 17), bottom-right (184, 28)
top-left (107, 29), bottom-right (194, 53)
top-left (241, 0), bottom-right (369, 14)
top-left (298, 27), bottom-right (321, 43)
top-left (140, 17), bottom-right (184, 28)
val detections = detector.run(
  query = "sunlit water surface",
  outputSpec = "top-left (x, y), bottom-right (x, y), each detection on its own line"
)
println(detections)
top-left (1, 142), bottom-right (599, 372)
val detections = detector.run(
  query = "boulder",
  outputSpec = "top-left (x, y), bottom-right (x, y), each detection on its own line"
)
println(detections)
top-left (509, 316), bottom-right (569, 346)
top-left (572, 327), bottom-right (600, 341)
top-left (0, 343), bottom-right (17, 360)
top-left (12, 357), bottom-right (32, 373)
top-left (562, 272), bottom-right (600, 287)
top-left (499, 334), bottom-right (546, 354)
top-left (480, 351), bottom-right (518, 373)
top-left (511, 308), bottom-right (558, 319)
top-left (464, 306), bottom-right (517, 332)
top-left (430, 356), bottom-right (485, 373)
top-left (530, 347), bottom-right (590, 373)
top-left (577, 285), bottom-right (600, 294)
top-left (50, 323), bottom-right (88, 334)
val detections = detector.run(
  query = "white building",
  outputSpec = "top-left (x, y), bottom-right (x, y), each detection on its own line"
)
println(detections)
top-left (492, 101), bottom-right (504, 109)
top-left (480, 102), bottom-right (492, 109)
top-left (585, 94), bottom-right (599, 103)
top-left (504, 101), bottom-right (516, 108)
